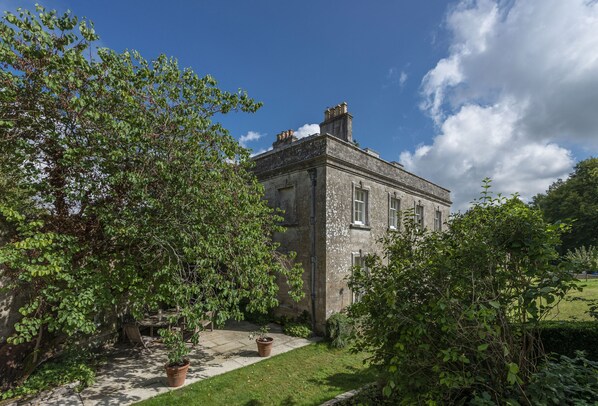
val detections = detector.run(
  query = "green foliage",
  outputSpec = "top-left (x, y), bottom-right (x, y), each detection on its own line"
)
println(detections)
top-left (248, 325), bottom-right (271, 341)
top-left (159, 328), bottom-right (189, 367)
top-left (532, 157), bottom-right (598, 253)
top-left (325, 313), bottom-right (353, 349)
top-left (523, 352), bottom-right (598, 405)
top-left (348, 180), bottom-right (577, 404)
top-left (283, 322), bottom-right (312, 338)
top-left (1, 350), bottom-right (96, 400)
top-left (244, 309), bottom-right (272, 327)
top-left (0, 5), bottom-right (303, 384)
top-left (565, 246), bottom-right (598, 274)
top-left (297, 309), bottom-right (312, 325)
top-left (540, 321), bottom-right (598, 360)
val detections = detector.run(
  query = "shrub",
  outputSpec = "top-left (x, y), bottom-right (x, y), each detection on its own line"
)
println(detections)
top-left (276, 315), bottom-right (293, 327)
top-left (159, 328), bottom-right (190, 367)
top-left (245, 310), bottom-right (271, 327)
top-left (1, 350), bottom-right (96, 401)
top-left (348, 181), bottom-right (578, 403)
top-left (283, 323), bottom-right (312, 338)
top-left (540, 321), bottom-right (598, 360)
top-left (326, 313), bottom-right (353, 349)
top-left (297, 310), bottom-right (312, 325)
top-left (523, 352), bottom-right (598, 405)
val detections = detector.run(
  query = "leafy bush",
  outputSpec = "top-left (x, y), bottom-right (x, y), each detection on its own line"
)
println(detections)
top-left (245, 310), bottom-right (272, 327)
top-left (1, 350), bottom-right (96, 401)
top-left (159, 328), bottom-right (190, 367)
top-left (283, 323), bottom-right (312, 338)
top-left (276, 315), bottom-right (293, 327)
top-left (326, 313), bottom-right (353, 349)
top-left (348, 181), bottom-right (578, 404)
top-left (339, 353), bottom-right (598, 405)
top-left (523, 352), bottom-right (598, 405)
top-left (540, 321), bottom-right (598, 360)
top-left (297, 310), bottom-right (312, 325)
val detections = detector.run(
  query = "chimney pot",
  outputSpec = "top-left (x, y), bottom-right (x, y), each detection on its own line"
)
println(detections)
top-left (319, 101), bottom-right (353, 143)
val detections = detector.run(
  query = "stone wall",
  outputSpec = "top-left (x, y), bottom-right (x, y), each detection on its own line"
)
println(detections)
top-left (257, 163), bottom-right (328, 329)
top-left (252, 132), bottom-right (452, 332)
top-left (323, 163), bottom-right (451, 320)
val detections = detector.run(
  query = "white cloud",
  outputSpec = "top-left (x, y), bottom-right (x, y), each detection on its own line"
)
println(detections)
top-left (400, 102), bottom-right (573, 210)
top-left (399, 71), bottom-right (408, 88)
top-left (294, 123), bottom-right (320, 139)
top-left (385, 67), bottom-right (409, 88)
top-left (243, 124), bottom-right (319, 157)
top-left (250, 146), bottom-right (273, 158)
top-left (402, 0), bottom-right (598, 210)
top-left (239, 130), bottom-right (264, 147)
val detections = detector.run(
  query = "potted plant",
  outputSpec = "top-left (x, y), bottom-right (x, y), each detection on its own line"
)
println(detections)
top-left (159, 328), bottom-right (190, 387)
top-left (250, 325), bottom-right (274, 357)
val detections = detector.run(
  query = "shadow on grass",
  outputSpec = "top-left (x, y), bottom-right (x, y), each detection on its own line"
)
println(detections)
top-left (242, 396), bottom-right (298, 406)
top-left (308, 365), bottom-right (379, 392)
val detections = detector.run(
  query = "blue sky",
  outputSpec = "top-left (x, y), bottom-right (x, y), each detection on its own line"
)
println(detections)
top-left (3, 0), bottom-right (597, 210)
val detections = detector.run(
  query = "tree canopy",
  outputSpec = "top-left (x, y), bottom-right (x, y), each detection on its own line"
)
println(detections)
top-left (0, 6), bottom-right (303, 387)
top-left (532, 157), bottom-right (598, 253)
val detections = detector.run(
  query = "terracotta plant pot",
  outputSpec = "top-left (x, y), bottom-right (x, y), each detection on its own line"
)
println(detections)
top-left (165, 359), bottom-right (190, 387)
top-left (256, 337), bottom-right (274, 357)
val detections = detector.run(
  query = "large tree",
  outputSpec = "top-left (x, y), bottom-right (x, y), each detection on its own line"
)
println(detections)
top-left (532, 157), bottom-right (598, 253)
top-left (0, 6), bottom-right (303, 387)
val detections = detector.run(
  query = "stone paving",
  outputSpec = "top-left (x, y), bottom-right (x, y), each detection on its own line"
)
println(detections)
top-left (19, 321), bottom-right (317, 406)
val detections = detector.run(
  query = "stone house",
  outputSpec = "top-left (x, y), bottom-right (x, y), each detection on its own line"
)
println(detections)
top-left (251, 103), bottom-right (452, 332)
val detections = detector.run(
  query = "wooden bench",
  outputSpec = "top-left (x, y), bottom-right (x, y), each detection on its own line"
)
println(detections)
top-left (123, 323), bottom-right (151, 351)
top-left (199, 310), bottom-right (214, 332)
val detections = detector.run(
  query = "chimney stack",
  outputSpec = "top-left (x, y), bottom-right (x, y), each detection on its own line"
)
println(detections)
top-left (319, 102), bottom-right (352, 143)
top-left (272, 129), bottom-right (297, 149)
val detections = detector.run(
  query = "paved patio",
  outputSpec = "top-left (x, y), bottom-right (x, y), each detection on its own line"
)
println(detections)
top-left (25, 321), bottom-right (318, 406)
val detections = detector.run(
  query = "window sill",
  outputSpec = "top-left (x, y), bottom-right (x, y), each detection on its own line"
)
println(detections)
top-left (350, 223), bottom-right (371, 230)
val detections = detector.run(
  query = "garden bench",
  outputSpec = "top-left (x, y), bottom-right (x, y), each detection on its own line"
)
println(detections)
top-left (123, 323), bottom-right (151, 351)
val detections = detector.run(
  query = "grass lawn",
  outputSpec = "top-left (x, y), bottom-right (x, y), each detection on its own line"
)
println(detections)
top-left (136, 342), bottom-right (377, 406)
top-left (546, 278), bottom-right (598, 321)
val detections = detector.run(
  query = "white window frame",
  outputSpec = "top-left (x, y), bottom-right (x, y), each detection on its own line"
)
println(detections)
top-left (352, 182), bottom-right (369, 226)
top-left (351, 251), bottom-right (367, 303)
top-left (389, 196), bottom-right (400, 230)
top-left (434, 209), bottom-right (442, 232)
top-left (415, 203), bottom-right (424, 230)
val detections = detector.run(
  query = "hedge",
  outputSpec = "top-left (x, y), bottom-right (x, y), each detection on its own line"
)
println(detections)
top-left (540, 321), bottom-right (598, 360)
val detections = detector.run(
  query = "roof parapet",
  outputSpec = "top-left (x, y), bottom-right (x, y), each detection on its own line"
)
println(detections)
top-left (272, 129), bottom-right (297, 149)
